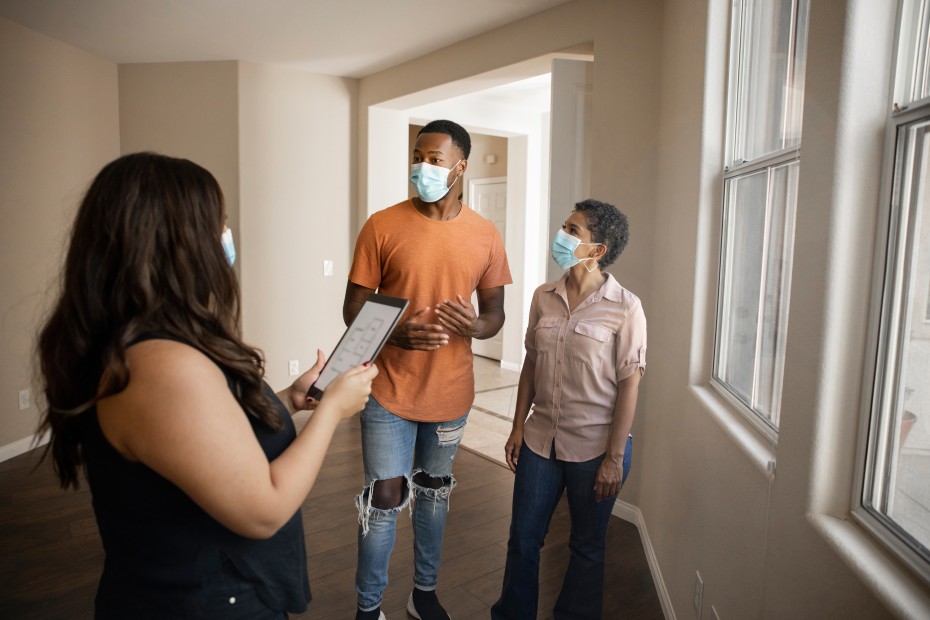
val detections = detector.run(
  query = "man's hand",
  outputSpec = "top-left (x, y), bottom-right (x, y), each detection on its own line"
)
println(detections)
top-left (389, 306), bottom-right (449, 351)
top-left (594, 456), bottom-right (624, 502)
top-left (435, 295), bottom-right (482, 338)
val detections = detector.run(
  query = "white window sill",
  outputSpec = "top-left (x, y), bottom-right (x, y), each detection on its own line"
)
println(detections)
top-left (690, 384), bottom-right (776, 480)
top-left (809, 513), bottom-right (930, 618)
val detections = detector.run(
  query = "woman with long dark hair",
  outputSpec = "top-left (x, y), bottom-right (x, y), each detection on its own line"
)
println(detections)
top-left (37, 152), bottom-right (377, 619)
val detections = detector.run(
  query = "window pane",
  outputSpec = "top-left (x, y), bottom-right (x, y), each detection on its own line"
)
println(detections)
top-left (717, 170), bottom-right (767, 404)
top-left (755, 162), bottom-right (798, 425)
top-left (727, 0), bottom-right (809, 165)
top-left (715, 162), bottom-right (798, 427)
top-left (895, 0), bottom-right (930, 106)
top-left (868, 120), bottom-right (930, 557)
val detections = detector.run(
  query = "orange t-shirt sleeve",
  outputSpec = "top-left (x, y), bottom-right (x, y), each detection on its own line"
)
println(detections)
top-left (348, 217), bottom-right (381, 290)
top-left (477, 225), bottom-right (512, 289)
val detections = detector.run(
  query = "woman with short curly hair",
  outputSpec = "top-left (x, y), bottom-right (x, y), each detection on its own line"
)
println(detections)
top-left (493, 199), bottom-right (647, 620)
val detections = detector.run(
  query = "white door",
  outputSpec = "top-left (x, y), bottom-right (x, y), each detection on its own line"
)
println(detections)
top-left (469, 177), bottom-right (507, 360)
top-left (548, 59), bottom-right (594, 282)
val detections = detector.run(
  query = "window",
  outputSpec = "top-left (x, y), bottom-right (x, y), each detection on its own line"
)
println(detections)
top-left (713, 0), bottom-right (810, 433)
top-left (859, 0), bottom-right (930, 582)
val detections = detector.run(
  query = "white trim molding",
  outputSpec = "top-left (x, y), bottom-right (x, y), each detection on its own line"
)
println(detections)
top-left (0, 431), bottom-right (49, 463)
top-left (613, 500), bottom-right (675, 620)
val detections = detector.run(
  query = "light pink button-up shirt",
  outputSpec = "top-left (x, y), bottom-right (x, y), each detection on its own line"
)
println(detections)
top-left (522, 272), bottom-right (647, 462)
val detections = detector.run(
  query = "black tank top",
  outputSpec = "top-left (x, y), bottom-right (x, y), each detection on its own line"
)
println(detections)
top-left (83, 341), bottom-right (311, 619)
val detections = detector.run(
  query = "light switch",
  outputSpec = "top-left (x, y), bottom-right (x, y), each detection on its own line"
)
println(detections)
top-left (323, 260), bottom-right (334, 277)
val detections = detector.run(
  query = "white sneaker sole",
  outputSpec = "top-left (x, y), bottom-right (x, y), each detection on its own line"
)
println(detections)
top-left (406, 593), bottom-right (420, 619)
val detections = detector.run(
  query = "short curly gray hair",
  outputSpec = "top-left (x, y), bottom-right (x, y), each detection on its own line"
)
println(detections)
top-left (574, 199), bottom-right (629, 268)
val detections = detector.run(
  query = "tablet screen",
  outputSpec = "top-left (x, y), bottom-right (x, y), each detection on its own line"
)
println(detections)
top-left (307, 293), bottom-right (408, 399)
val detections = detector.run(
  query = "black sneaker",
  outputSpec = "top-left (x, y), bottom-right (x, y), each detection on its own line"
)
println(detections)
top-left (355, 607), bottom-right (386, 620)
top-left (407, 588), bottom-right (451, 620)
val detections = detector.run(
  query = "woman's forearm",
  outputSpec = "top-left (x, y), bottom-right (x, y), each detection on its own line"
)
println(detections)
top-left (605, 371), bottom-right (641, 461)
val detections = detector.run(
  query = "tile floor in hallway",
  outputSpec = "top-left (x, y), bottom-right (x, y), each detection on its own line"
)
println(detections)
top-left (462, 356), bottom-right (520, 466)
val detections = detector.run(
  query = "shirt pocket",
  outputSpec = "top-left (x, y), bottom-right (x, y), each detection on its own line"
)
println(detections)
top-left (570, 320), bottom-right (616, 368)
top-left (534, 315), bottom-right (562, 353)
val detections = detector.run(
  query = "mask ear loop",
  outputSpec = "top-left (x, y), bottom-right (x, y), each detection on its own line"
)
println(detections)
top-left (580, 242), bottom-right (605, 272)
top-left (445, 159), bottom-right (464, 192)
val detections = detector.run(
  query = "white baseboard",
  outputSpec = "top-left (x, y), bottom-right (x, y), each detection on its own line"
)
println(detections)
top-left (0, 430), bottom-right (49, 463)
top-left (500, 360), bottom-right (521, 373)
top-left (613, 500), bottom-right (676, 620)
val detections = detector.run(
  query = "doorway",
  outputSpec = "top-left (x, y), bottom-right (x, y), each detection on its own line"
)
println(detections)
top-left (468, 176), bottom-right (508, 360)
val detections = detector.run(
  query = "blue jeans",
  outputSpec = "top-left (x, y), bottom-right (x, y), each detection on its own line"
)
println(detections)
top-left (491, 437), bottom-right (633, 620)
top-left (354, 397), bottom-right (468, 612)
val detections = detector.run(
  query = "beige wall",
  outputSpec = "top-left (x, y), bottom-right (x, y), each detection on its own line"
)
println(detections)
top-left (0, 33), bottom-right (355, 444)
top-left (118, 61), bottom-right (241, 254)
top-left (0, 18), bottom-right (119, 453)
top-left (117, 60), bottom-right (357, 390)
top-left (238, 62), bottom-right (357, 389)
top-left (465, 133), bottom-right (509, 196)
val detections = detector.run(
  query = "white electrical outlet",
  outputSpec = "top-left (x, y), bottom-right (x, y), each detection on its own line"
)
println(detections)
top-left (323, 260), bottom-right (334, 277)
top-left (288, 360), bottom-right (299, 376)
top-left (18, 389), bottom-right (30, 411)
top-left (693, 571), bottom-right (704, 617)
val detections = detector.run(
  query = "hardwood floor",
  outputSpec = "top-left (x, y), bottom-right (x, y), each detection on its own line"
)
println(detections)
top-left (0, 416), bottom-right (663, 619)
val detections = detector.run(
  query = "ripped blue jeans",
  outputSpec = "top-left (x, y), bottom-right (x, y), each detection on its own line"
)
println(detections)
top-left (354, 397), bottom-right (468, 612)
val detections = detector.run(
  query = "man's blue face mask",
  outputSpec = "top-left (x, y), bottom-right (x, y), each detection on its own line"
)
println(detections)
top-left (409, 159), bottom-right (462, 203)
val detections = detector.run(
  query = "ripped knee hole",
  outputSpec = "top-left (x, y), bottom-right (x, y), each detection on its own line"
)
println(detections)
top-left (413, 471), bottom-right (453, 490)
top-left (370, 476), bottom-right (408, 509)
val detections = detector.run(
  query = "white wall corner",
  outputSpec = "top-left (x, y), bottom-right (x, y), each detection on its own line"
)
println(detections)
top-left (613, 500), bottom-right (677, 620)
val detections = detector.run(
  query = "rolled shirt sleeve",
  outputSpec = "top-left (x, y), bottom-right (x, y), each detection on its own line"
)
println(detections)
top-left (616, 298), bottom-right (647, 382)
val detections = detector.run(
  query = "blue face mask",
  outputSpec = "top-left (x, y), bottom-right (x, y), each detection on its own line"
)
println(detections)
top-left (410, 160), bottom-right (461, 203)
top-left (221, 227), bottom-right (236, 266)
top-left (551, 229), bottom-right (601, 271)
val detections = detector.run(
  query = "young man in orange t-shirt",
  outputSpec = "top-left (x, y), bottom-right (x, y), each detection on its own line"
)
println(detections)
top-left (345, 120), bottom-right (512, 620)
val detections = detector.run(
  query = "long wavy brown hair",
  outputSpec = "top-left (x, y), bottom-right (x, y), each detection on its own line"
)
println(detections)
top-left (37, 152), bottom-right (280, 490)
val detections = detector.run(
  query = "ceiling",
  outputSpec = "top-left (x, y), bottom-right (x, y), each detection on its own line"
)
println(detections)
top-left (0, 0), bottom-right (571, 79)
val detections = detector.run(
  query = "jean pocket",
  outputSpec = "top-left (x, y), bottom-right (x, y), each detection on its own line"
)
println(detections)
top-left (622, 435), bottom-right (633, 485)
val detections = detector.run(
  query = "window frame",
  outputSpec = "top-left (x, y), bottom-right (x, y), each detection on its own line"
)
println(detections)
top-left (853, 103), bottom-right (930, 586)
top-left (711, 0), bottom-right (809, 437)
top-left (852, 0), bottom-right (930, 585)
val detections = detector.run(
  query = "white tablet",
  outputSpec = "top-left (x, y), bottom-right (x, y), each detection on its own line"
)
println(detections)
top-left (307, 293), bottom-right (408, 399)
